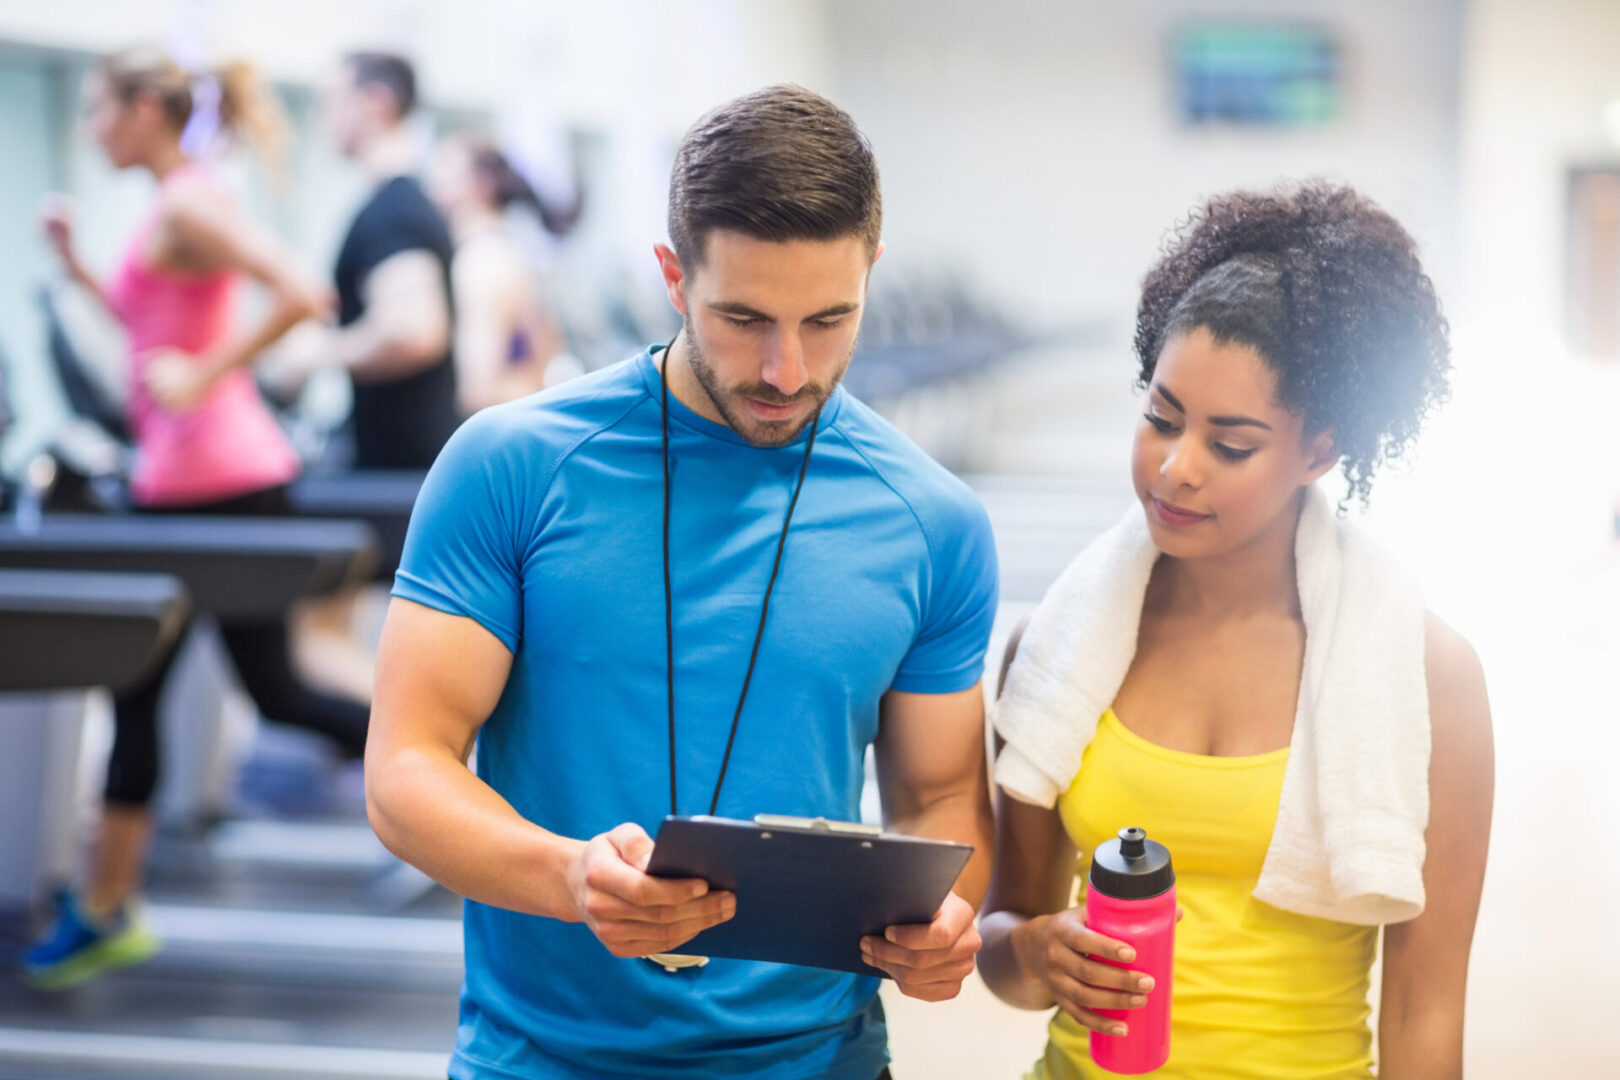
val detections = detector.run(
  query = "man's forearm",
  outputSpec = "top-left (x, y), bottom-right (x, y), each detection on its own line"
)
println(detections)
top-left (889, 791), bottom-right (994, 907)
top-left (323, 316), bottom-right (446, 381)
top-left (366, 742), bottom-right (584, 918)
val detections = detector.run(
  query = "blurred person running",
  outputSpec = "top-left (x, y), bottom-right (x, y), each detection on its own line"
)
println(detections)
top-left (22, 44), bottom-right (371, 990)
top-left (428, 131), bottom-right (583, 414)
top-left (274, 51), bottom-right (459, 470)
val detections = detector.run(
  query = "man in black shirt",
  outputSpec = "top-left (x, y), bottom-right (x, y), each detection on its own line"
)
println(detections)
top-left (283, 51), bottom-right (459, 470)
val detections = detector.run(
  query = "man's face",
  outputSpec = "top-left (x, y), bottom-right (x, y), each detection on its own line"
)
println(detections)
top-left (666, 230), bottom-right (875, 447)
top-left (319, 64), bottom-right (369, 157)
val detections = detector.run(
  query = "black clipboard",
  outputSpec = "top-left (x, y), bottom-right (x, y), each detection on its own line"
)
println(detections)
top-left (645, 814), bottom-right (973, 977)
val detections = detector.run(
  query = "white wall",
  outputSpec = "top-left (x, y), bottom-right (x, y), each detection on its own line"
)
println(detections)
top-left (1374, 0), bottom-right (1620, 597)
top-left (0, 54), bottom-right (69, 465)
top-left (822, 0), bottom-right (1465, 337)
top-left (0, 0), bottom-right (834, 115)
top-left (1458, 0), bottom-right (1620, 347)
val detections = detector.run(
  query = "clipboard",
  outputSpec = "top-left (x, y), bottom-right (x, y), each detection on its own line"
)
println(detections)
top-left (645, 814), bottom-right (973, 977)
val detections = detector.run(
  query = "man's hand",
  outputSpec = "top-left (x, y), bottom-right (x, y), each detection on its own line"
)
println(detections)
top-left (258, 321), bottom-right (330, 399)
top-left (859, 891), bottom-right (981, 1001)
top-left (565, 822), bottom-right (736, 959)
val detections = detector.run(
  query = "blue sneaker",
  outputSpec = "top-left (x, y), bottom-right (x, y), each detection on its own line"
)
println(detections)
top-left (19, 891), bottom-right (160, 989)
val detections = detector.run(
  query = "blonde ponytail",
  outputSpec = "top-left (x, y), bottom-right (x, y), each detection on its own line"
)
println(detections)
top-left (100, 46), bottom-right (290, 183)
top-left (213, 59), bottom-right (290, 180)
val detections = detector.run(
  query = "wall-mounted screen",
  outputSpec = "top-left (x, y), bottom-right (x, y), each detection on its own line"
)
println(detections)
top-left (1172, 24), bottom-right (1342, 127)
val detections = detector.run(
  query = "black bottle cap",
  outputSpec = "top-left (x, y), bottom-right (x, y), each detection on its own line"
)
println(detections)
top-left (1088, 826), bottom-right (1175, 900)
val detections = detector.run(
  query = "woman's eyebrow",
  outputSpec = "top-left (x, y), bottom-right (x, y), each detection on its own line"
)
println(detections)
top-left (1209, 414), bottom-right (1272, 431)
top-left (1151, 383), bottom-right (1185, 412)
top-left (1152, 383), bottom-right (1271, 430)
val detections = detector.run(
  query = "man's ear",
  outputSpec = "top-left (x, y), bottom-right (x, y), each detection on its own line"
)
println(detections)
top-left (1303, 429), bottom-right (1340, 485)
top-left (653, 243), bottom-right (688, 316)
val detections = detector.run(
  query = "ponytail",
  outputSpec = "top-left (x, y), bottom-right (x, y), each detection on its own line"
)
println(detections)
top-left (469, 142), bottom-right (583, 238)
top-left (99, 45), bottom-right (289, 180)
top-left (213, 59), bottom-right (290, 179)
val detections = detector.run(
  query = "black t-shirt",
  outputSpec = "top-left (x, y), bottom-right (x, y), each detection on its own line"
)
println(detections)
top-left (333, 175), bottom-right (459, 470)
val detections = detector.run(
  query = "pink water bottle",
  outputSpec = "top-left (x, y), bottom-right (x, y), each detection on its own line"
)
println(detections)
top-left (1085, 826), bottom-right (1175, 1074)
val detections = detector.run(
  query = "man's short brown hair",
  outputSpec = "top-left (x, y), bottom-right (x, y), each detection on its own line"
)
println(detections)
top-left (344, 50), bottom-right (417, 118)
top-left (668, 85), bottom-right (881, 268)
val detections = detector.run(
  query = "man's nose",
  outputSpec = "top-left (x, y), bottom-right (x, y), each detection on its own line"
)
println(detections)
top-left (761, 331), bottom-right (809, 397)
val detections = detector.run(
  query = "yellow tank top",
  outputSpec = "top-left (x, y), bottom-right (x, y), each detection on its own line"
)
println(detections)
top-left (1033, 710), bottom-right (1377, 1080)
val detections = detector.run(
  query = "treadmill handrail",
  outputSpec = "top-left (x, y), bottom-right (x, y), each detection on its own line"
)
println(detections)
top-left (0, 515), bottom-right (374, 558)
top-left (0, 515), bottom-right (377, 617)
top-left (0, 568), bottom-right (190, 618)
top-left (0, 568), bottom-right (190, 691)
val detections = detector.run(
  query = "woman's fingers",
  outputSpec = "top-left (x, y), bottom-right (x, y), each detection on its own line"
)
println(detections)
top-left (1048, 911), bottom-right (1137, 965)
top-left (1045, 963), bottom-right (1148, 1011)
top-left (1048, 973), bottom-right (1133, 1036)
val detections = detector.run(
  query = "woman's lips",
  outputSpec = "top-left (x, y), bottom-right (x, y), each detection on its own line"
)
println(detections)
top-left (1152, 497), bottom-right (1212, 527)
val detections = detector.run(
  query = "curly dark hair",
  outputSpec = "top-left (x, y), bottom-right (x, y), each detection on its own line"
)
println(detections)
top-left (1133, 182), bottom-right (1451, 505)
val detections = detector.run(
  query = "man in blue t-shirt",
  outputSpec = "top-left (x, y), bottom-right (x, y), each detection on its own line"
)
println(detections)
top-left (368, 86), bottom-right (1000, 1080)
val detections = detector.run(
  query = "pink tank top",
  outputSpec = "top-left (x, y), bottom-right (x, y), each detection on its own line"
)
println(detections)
top-left (108, 164), bottom-right (300, 507)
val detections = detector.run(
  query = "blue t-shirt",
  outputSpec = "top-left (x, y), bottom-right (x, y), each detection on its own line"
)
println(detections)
top-left (393, 346), bottom-right (999, 1080)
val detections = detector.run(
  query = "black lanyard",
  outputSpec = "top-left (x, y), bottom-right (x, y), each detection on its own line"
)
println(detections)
top-left (660, 337), bottom-right (818, 817)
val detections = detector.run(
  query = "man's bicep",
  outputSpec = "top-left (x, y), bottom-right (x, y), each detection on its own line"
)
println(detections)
top-left (362, 250), bottom-right (450, 341)
top-left (875, 683), bottom-right (989, 814)
top-left (372, 598), bottom-right (514, 761)
top-left (891, 500), bottom-right (999, 694)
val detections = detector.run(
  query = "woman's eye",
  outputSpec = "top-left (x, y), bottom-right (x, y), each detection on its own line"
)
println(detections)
top-left (1143, 412), bottom-right (1176, 433)
top-left (1214, 444), bottom-right (1257, 462)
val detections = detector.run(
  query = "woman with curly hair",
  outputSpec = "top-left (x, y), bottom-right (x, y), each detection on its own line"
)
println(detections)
top-left (979, 183), bottom-right (1493, 1079)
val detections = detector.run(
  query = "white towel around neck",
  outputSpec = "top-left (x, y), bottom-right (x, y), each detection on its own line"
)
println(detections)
top-left (993, 484), bottom-right (1430, 926)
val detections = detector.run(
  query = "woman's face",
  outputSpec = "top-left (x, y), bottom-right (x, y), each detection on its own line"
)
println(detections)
top-left (1131, 325), bottom-right (1337, 560)
top-left (82, 72), bottom-right (154, 169)
top-left (427, 139), bottom-right (486, 216)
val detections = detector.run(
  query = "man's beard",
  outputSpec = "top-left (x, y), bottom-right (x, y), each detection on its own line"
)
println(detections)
top-left (682, 314), bottom-right (853, 448)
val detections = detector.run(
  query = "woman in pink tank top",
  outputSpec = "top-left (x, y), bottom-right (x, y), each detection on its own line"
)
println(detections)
top-left (43, 56), bottom-right (319, 506)
top-left (24, 46), bottom-right (372, 991)
top-left (108, 171), bottom-right (304, 505)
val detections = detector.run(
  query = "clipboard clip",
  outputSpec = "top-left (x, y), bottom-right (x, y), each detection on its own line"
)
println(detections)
top-left (752, 814), bottom-right (883, 837)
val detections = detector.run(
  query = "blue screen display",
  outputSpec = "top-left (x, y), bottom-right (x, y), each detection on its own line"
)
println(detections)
top-left (1173, 24), bottom-right (1342, 127)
